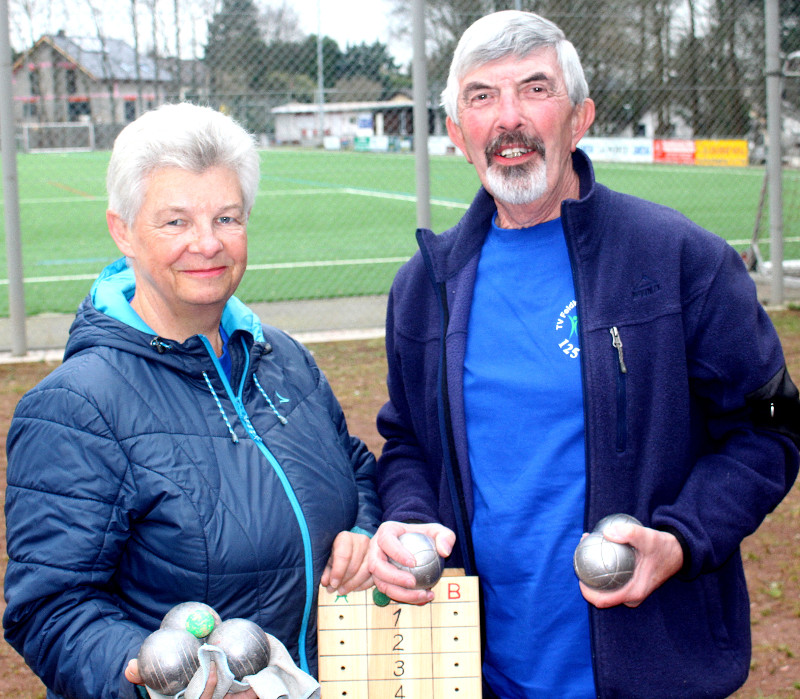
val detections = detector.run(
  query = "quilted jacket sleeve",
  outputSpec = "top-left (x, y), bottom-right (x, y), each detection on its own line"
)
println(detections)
top-left (300, 341), bottom-right (382, 535)
top-left (3, 373), bottom-right (147, 699)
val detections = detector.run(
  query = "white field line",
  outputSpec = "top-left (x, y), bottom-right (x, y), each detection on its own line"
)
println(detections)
top-left (730, 236), bottom-right (800, 246)
top-left (15, 186), bottom-right (470, 210)
top-left (3, 186), bottom-right (469, 286)
top-left (0, 257), bottom-right (413, 286)
top-left (12, 183), bottom-right (800, 285)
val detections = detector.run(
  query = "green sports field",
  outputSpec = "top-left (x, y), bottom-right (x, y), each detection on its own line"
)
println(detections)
top-left (0, 148), bottom-right (793, 317)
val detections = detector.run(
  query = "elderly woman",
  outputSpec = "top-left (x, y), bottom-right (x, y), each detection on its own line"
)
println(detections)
top-left (3, 103), bottom-right (381, 699)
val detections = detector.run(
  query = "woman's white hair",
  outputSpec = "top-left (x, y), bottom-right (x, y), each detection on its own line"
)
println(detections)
top-left (441, 10), bottom-right (590, 124)
top-left (106, 102), bottom-right (260, 224)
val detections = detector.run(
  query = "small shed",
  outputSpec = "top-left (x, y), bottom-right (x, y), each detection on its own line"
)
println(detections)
top-left (271, 96), bottom-right (414, 146)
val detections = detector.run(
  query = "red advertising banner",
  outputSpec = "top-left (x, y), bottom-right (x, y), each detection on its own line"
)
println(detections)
top-left (654, 139), bottom-right (695, 165)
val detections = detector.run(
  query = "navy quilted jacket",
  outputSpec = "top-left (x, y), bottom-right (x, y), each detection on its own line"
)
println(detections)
top-left (377, 149), bottom-right (799, 698)
top-left (4, 260), bottom-right (381, 699)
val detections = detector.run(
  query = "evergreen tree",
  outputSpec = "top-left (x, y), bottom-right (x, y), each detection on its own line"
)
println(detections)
top-left (205, 0), bottom-right (267, 96)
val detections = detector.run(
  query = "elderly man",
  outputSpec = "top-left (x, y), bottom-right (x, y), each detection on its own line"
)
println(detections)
top-left (368, 10), bottom-right (800, 699)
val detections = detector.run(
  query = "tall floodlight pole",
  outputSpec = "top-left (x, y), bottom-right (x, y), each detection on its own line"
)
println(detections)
top-left (0, 0), bottom-right (27, 355)
top-left (765, 0), bottom-right (784, 305)
top-left (412, 0), bottom-right (431, 229)
top-left (316, 0), bottom-right (324, 146)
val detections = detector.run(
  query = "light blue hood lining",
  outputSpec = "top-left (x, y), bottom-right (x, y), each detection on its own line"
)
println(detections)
top-left (90, 257), bottom-right (265, 342)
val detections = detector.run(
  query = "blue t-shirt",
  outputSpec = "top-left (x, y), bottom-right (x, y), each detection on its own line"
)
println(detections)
top-left (464, 216), bottom-right (594, 697)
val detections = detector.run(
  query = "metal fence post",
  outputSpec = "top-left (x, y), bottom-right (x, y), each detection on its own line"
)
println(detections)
top-left (413, 0), bottom-right (431, 230)
top-left (765, 0), bottom-right (784, 306)
top-left (0, 0), bottom-right (27, 355)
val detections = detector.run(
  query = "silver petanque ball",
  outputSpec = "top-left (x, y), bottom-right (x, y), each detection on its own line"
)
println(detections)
top-left (160, 601), bottom-right (222, 639)
top-left (573, 531), bottom-right (636, 590)
top-left (137, 627), bottom-right (202, 695)
top-left (388, 532), bottom-right (444, 590)
top-left (594, 513), bottom-right (642, 534)
top-left (207, 618), bottom-right (271, 681)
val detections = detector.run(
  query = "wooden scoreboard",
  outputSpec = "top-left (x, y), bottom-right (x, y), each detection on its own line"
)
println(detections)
top-left (317, 571), bottom-right (482, 698)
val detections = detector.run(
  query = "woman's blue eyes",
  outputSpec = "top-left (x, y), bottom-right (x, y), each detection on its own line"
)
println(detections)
top-left (164, 216), bottom-right (238, 227)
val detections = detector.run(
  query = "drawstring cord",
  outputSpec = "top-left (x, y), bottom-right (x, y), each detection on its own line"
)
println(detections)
top-left (150, 337), bottom-right (172, 354)
top-left (202, 371), bottom-right (239, 443)
top-left (253, 375), bottom-right (288, 425)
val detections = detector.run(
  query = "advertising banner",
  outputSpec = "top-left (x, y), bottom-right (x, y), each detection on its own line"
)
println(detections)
top-left (654, 139), bottom-right (696, 165)
top-left (694, 139), bottom-right (749, 167)
top-left (579, 137), bottom-right (653, 163)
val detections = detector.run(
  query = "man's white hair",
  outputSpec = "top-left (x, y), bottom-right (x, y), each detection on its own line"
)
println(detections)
top-left (441, 10), bottom-right (590, 124)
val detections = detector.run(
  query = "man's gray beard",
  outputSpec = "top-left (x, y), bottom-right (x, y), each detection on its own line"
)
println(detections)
top-left (486, 158), bottom-right (548, 206)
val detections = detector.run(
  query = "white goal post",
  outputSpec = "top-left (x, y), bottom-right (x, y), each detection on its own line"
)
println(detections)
top-left (746, 166), bottom-right (800, 275)
top-left (19, 121), bottom-right (96, 153)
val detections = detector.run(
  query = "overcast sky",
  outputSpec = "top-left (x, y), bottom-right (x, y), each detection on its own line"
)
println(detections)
top-left (10, 0), bottom-right (412, 65)
top-left (292, 0), bottom-right (410, 65)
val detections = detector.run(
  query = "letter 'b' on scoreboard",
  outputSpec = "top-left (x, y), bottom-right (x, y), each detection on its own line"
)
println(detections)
top-left (318, 571), bottom-right (482, 697)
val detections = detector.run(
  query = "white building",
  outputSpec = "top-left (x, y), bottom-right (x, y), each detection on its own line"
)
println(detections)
top-left (271, 96), bottom-right (414, 147)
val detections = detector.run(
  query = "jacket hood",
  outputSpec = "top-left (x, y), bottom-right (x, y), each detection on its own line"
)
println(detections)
top-left (64, 257), bottom-right (265, 365)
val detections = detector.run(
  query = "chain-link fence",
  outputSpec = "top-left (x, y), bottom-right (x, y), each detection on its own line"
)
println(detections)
top-left (3, 0), bottom-right (800, 349)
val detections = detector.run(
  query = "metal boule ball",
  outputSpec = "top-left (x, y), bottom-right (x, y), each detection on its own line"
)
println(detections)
top-left (594, 513), bottom-right (642, 534)
top-left (207, 618), bottom-right (271, 680)
top-left (137, 627), bottom-right (202, 695)
top-left (388, 532), bottom-right (444, 590)
top-left (161, 601), bottom-right (222, 639)
top-left (573, 531), bottom-right (636, 591)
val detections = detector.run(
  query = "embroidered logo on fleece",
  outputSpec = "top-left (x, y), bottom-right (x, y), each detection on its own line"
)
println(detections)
top-left (554, 299), bottom-right (580, 360)
top-left (632, 275), bottom-right (661, 300)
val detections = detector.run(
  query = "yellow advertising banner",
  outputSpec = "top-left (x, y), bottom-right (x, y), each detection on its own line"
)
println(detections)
top-left (694, 139), bottom-right (749, 167)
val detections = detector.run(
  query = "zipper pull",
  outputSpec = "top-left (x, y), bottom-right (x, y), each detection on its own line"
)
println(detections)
top-left (610, 327), bottom-right (627, 374)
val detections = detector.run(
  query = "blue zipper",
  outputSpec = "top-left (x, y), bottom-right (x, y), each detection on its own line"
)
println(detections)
top-left (201, 335), bottom-right (315, 673)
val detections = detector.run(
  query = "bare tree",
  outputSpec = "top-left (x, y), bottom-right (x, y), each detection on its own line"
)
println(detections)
top-left (148, 0), bottom-right (161, 103)
top-left (8, 0), bottom-right (63, 48)
top-left (259, 1), bottom-right (305, 44)
top-left (10, 0), bottom-right (42, 47)
top-left (86, 0), bottom-right (118, 122)
top-left (173, 0), bottom-right (182, 97)
top-left (684, 0), bottom-right (701, 134)
top-left (186, 0), bottom-right (218, 96)
top-left (132, 0), bottom-right (144, 117)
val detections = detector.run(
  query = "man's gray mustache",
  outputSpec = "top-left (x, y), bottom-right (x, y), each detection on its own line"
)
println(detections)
top-left (484, 134), bottom-right (546, 163)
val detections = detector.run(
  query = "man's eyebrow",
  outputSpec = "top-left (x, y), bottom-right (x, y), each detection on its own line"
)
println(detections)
top-left (461, 79), bottom-right (492, 95)
top-left (461, 71), bottom-right (554, 96)
top-left (521, 71), bottom-right (552, 84)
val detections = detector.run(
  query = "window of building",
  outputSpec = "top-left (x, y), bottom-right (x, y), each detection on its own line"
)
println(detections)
top-left (68, 100), bottom-right (91, 122)
top-left (29, 69), bottom-right (40, 96)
